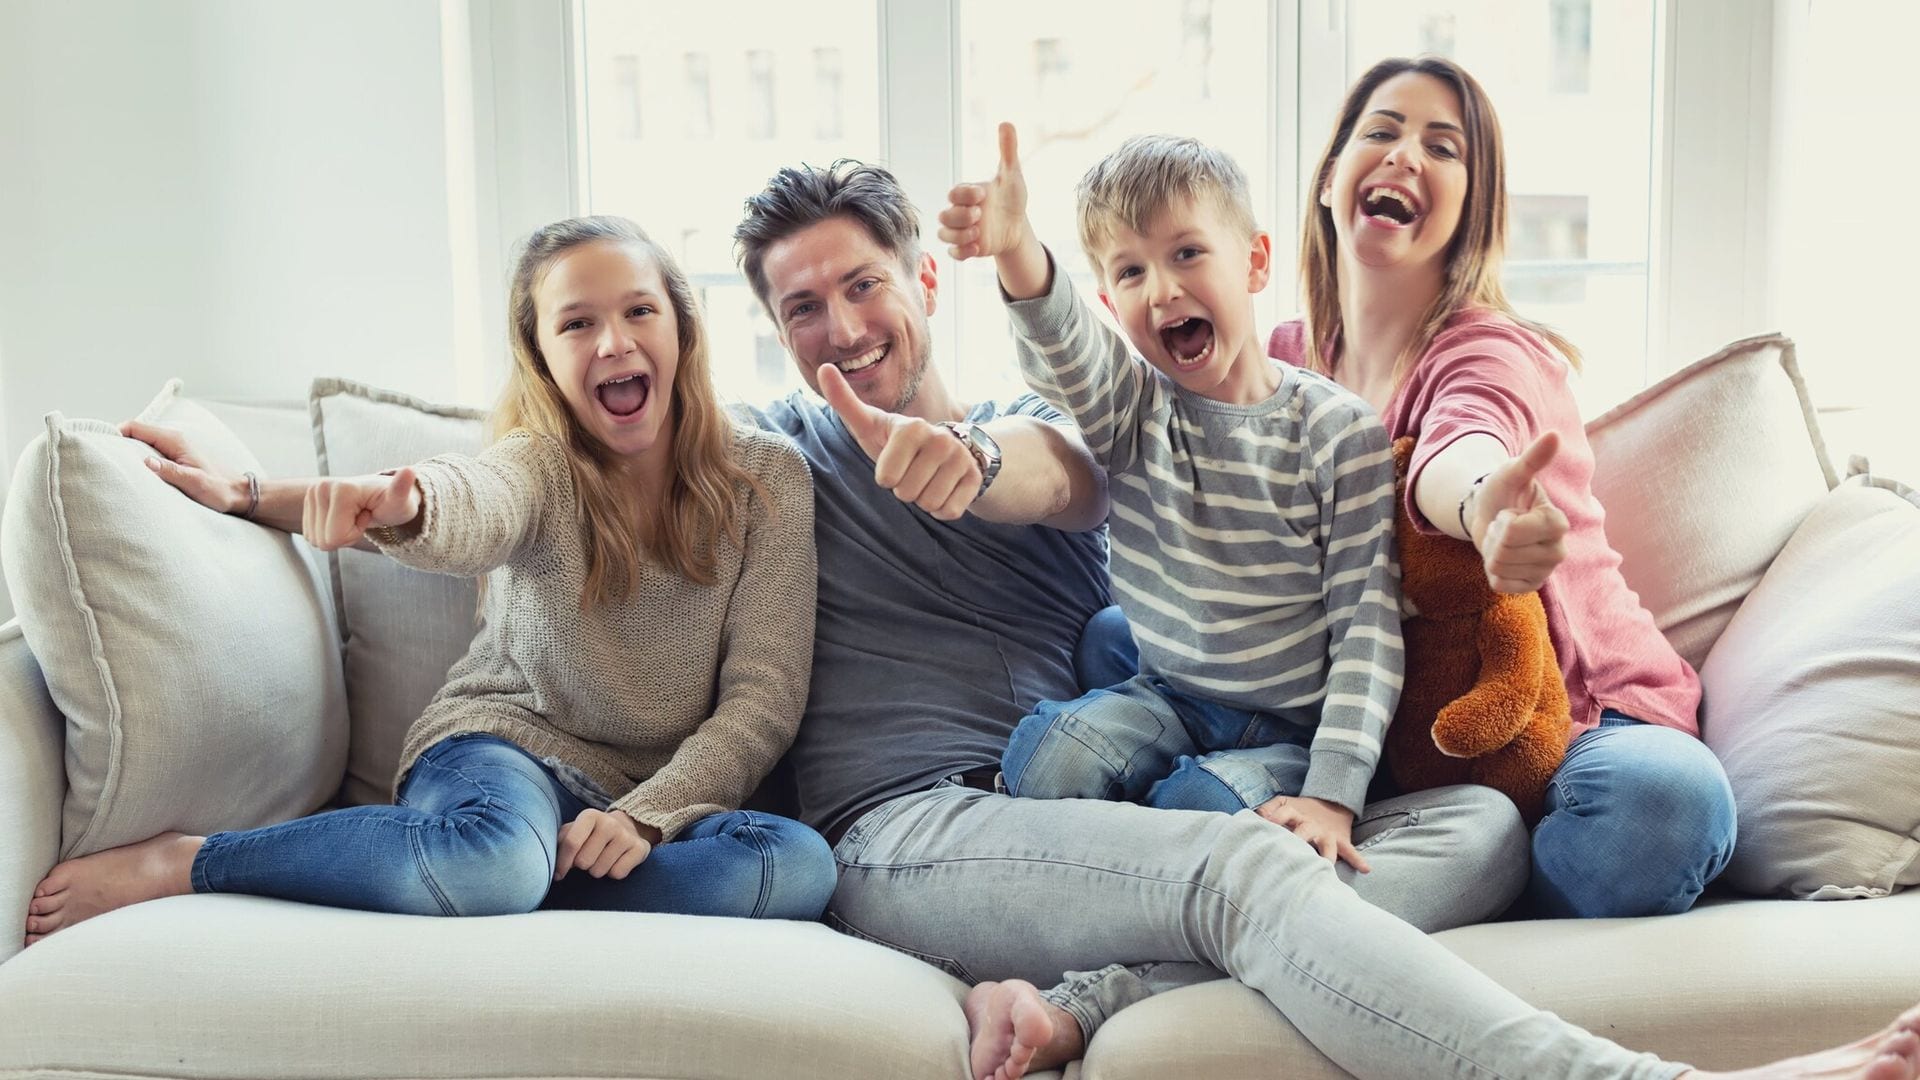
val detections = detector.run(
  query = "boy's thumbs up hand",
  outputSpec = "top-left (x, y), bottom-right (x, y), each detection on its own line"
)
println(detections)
top-left (940, 122), bottom-right (1033, 262)
top-left (1469, 432), bottom-right (1570, 594)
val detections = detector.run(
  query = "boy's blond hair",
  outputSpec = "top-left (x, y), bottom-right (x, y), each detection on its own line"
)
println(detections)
top-left (1075, 135), bottom-right (1259, 278)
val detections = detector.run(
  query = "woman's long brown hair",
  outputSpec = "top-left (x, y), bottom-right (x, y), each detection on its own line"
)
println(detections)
top-left (1298, 55), bottom-right (1583, 386)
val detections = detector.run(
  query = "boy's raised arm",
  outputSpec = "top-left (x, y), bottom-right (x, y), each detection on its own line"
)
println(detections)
top-left (939, 122), bottom-right (1052, 300)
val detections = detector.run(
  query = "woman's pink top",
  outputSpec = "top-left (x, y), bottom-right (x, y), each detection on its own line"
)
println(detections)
top-left (1270, 311), bottom-right (1700, 739)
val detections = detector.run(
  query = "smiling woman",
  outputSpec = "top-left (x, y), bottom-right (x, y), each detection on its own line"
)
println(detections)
top-left (1275, 55), bottom-right (1738, 924)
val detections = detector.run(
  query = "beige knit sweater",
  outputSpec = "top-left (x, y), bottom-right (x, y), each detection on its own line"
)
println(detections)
top-left (374, 426), bottom-right (816, 840)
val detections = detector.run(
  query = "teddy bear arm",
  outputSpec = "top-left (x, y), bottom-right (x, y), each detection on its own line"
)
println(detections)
top-left (1432, 601), bottom-right (1547, 758)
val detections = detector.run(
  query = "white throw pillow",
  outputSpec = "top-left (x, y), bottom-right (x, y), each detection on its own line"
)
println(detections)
top-left (1586, 334), bottom-right (1836, 669)
top-left (1701, 475), bottom-right (1920, 899)
top-left (0, 380), bottom-right (347, 858)
top-left (308, 378), bottom-right (487, 807)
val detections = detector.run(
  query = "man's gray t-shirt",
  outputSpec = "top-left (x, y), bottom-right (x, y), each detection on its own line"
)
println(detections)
top-left (747, 391), bottom-right (1111, 842)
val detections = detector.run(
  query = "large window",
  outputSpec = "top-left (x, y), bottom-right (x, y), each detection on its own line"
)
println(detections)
top-left (1348, 0), bottom-right (1658, 414)
top-left (575, 1), bottom-right (1662, 417)
top-left (952, 0), bottom-right (1276, 404)
top-left (578, 1), bottom-right (881, 406)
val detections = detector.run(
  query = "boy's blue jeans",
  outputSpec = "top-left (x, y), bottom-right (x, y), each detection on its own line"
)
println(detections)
top-left (1002, 673), bottom-right (1315, 812)
top-left (190, 733), bottom-right (837, 920)
top-left (1072, 603), bottom-right (1737, 918)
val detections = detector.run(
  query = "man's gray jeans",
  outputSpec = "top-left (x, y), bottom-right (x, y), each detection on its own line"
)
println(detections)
top-left (825, 784), bottom-right (1684, 1079)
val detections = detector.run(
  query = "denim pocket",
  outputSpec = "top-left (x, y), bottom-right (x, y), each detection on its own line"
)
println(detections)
top-left (832, 796), bottom-right (913, 865)
top-left (824, 911), bottom-right (976, 983)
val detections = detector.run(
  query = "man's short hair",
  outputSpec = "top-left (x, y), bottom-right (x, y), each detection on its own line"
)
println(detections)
top-left (1075, 135), bottom-right (1258, 275)
top-left (734, 159), bottom-right (923, 309)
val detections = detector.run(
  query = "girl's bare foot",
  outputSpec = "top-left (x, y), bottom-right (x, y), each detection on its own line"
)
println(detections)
top-left (23, 832), bottom-right (202, 945)
top-left (1687, 1005), bottom-right (1920, 1080)
top-left (963, 979), bottom-right (1085, 1080)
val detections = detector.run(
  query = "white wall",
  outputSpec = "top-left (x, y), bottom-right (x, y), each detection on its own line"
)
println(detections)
top-left (0, 1), bottom-right (470, 463)
top-left (1765, 0), bottom-right (1920, 482)
top-left (0, 0), bottom-right (492, 621)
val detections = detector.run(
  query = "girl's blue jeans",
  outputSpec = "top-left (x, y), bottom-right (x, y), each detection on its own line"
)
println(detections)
top-left (190, 733), bottom-right (837, 920)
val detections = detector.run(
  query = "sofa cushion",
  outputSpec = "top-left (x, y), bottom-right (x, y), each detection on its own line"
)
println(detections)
top-left (1699, 475), bottom-right (1920, 899)
top-left (1076, 892), bottom-right (1920, 1077)
top-left (0, 896), bottom-right (971, 1079)
top-left (0, 381), bottom-right (347, 858)
top-left (309, 378), bottom-right (487, 807)
top-left (1585, 334), bottom-right (1835, 669)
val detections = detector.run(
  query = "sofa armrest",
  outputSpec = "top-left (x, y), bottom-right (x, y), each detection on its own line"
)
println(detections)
top-left (0, 619), bottom-right (63, 965)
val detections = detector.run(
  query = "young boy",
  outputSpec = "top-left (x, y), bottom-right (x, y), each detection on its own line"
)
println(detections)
top-left (939, 125), bottom-right (1401, 866)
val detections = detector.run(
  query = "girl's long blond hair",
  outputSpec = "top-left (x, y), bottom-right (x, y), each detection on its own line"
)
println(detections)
top-left (1298, 55), bottom-right (1582, 387)
top-left (495, 215), bottom-right (760, 607)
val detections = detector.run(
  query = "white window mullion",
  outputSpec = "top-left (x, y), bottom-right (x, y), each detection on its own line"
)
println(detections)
top-left (1649, 0), bottom-right (1774, 375)
top-left (1272, 0), bottom-right (1326, 323)
top-left (468, 0), bottom-right (583, 398)
top-left (877, 0), bottom-right (960, 388)
top-left (1296, 0), bottom-right (1348, 195)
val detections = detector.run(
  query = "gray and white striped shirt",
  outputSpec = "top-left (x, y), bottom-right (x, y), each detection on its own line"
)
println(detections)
top-left (1006, 269), bottom-right (1404, 813)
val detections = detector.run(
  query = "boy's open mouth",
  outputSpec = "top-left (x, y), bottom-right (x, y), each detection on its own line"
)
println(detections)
top-left (1361, 185), bottom-right (1419, 226)
top-left (596, 372), bottom-right (650, 418)
top-left (1160, 317), bottom-right (1215, 369)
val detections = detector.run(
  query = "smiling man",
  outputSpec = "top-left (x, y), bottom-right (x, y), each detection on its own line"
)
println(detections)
top-left (731, 159), bottom-right (1534, 1080)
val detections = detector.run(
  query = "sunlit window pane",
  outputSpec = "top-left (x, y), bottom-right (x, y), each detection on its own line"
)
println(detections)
top-left (1348, 0), bottom-right (1656, 415)
top-left (953, 0), bottom-right (1275, 405)
top-left (580, 2), bottom-right (881, 406)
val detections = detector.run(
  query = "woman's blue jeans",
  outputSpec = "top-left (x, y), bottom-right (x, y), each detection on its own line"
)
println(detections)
top-left (190, 734), bottom-right (837, 920)
top-left (1073, 604), bottom-right (1736, 919)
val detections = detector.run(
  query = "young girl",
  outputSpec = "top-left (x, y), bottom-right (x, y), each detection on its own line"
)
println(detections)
top-left (24, 215), bottom-right (833, 942)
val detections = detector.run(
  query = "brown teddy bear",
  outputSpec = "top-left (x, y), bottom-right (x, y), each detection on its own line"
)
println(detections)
top-left (1385, 437), bottom-right (1570, 823)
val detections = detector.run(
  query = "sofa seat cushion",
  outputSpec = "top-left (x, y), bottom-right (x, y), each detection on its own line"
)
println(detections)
top-left (1076, 892), bottom-right (1920, 1078)
top-left (0, 896), bottom-right (972, 1079)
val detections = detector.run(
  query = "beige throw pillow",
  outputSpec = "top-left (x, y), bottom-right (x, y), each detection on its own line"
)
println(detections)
top-left (308, 378), bottom-right (487, 807)
top-left (0, 381), bottom-right (347, 857)
top-left (1701, 475), bottom-right (1920, 899)
top-left (1585, 334), bottom-right (1836, 669)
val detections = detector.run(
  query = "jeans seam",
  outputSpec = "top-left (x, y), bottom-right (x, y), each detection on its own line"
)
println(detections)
top-left (824, 910), bottom-right (975, 982)
top-left (403, 750), bottom-right (559, 914)
top-left (1039, 985), bottom-right (1100, 1047)
top-left (1206, 880), bottom-right (1514, 1080)
top-left (188, 834), bottom-right (221, 893)
top-left (407, 824), bottom-right (460, 916)
top-left (1045, 707), bottom-right (1137, 789)
top-left (734, 812), bottom-right (777, 919)
top-left (1192, 758), bottom-right (1261, 809)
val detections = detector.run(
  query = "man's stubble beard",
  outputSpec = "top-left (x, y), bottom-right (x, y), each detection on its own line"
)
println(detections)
top-left (890, 323), bottom-right (932, 415)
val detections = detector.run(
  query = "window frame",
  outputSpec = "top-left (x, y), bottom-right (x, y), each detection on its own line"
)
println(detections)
top-left (474, 0), bottom-right (1777, 404)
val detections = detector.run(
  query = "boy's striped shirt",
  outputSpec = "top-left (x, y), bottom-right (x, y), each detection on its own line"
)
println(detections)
top-left (1005, 266), bottom-right (1404, 813)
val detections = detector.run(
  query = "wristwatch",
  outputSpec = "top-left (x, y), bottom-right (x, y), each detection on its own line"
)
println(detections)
top-left (939, 421), bottom-right (1003, 499)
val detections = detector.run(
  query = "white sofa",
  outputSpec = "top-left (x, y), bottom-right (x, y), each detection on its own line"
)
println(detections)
top-left (1, 335), bottom-right (1916, 1079)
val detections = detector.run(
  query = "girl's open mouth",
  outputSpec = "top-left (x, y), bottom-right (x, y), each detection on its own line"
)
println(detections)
top-left (596, 372), bottom-right (650, 419)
